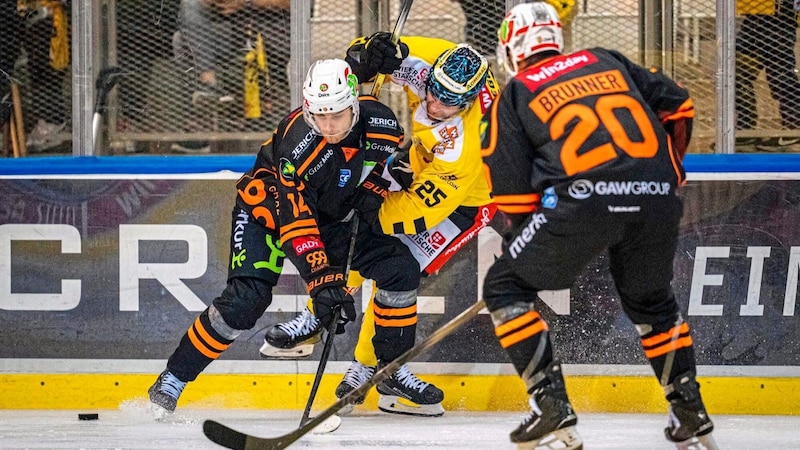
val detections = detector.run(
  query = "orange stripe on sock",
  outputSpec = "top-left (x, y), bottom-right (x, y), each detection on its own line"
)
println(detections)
top-left (641, 322), bottom-right (690, 347)
top-left (644, 336), bottom-right (694, 359)
top-left (187, 326), bottom-right (222, 360)
top-left (373, 303), bottom-right (417, 317)
top-left (498, 320), bottom-right (547, 348)
top-left (494, 311), bottom-right (542, 337)
top-left (193, 318), bottom-right (229, 352)
top-left (374, 315), bottom-right (417, 327)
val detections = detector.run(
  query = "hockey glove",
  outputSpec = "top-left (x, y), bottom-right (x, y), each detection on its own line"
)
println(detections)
top-left (387, 147), bottom-right (414, 190)
top-left (312, 286), bottom-right (356, 334)
top-left (351, 164), bottom-right (391, 225)
top-left (346, 32), bottom-right (409, 84)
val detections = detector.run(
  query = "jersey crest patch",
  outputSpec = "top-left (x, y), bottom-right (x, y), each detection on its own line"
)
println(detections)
top-left (279, 158), bottom-right (296, 179)
top-left (432, 126), bottom-right (459, 154)
top-left (338, 169), bottom-right (352, 187)
top-left (542, 186), bottom-right (558, 209)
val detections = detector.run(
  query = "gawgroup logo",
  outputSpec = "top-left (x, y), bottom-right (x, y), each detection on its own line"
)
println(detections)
top-left (568, 179), bottom-right (672, 199)
top-left (568, 179), bottom-right (594, 199)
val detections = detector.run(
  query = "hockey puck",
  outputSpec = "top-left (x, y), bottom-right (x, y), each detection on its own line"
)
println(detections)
top-left (78, 413), bottom-right (99, 421)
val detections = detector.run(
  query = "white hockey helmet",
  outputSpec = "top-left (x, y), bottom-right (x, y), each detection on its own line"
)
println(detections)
top-left (497, 2), bottom-right (564, 75)
top-left (302, 59), bottom-right (360, 135)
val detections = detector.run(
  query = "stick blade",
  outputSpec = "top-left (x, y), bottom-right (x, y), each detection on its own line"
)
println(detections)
top-left (310, 414), bottom-right (342, 434)
top-left (201, 300), bottom-right (486, 450)
top-left (203, 419), bottom-right (303, 450)
top-left (203, 420), bottom-right (247, 450)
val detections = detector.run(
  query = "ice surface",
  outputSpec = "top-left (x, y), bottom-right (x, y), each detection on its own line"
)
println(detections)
top-left (0, 402), bottom-right (797, 449)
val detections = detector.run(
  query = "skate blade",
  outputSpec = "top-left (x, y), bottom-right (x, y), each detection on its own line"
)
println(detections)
top-left (310, 414), bottom-right (342, 434)
top-left (515, 425), bottom-right (583, 450)
top-left (377, 395), bottom-right (445, 417)
top-left (674, 432), bottom-right (719, 450)
top-left (258, 341), bottom-right (315, 359)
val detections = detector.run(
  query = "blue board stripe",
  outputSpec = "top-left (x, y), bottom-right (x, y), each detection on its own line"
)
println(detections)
top-left (1, 154), bottom-right (800, 175)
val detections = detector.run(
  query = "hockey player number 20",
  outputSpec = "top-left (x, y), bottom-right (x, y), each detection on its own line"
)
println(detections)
top-left (550, 94), bottom-right (658, 176)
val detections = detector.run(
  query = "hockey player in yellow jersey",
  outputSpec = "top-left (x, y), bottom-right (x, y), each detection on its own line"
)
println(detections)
top-left (371, 36), bottom-right (497, 242)
top-left (261, 34), bottom-right (498, 417)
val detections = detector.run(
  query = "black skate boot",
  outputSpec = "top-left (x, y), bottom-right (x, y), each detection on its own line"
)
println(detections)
top-left (664, 371), bottom-right (718, 450)
top-left (335, 360), bottom-right (376, 415)
top-left (510, 362), bottom-right (583, 450)
top-left (260, 307), bottom-right (322, 358)
top-left (376, 363), bottom-right (445, 417)
top-left (148, 370), bottom-right (187, 420)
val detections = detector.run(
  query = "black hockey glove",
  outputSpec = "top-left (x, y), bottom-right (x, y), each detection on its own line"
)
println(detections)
top-left (346, 32), bottom-right (409, 84)
top-left (312, 286), bottom-right (356, 334)
top-left (387, 147), bottom-right (414, 190)
top-left (351, 164), bottom-right (391, 225)
top-left (307, 267), bottom-right (354, 333)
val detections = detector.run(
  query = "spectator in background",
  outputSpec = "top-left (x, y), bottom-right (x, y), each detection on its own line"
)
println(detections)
top-left (116, 0), bottom-right (180, 129)
top-left (735, 0), bottom-right (800, 152)
top-left (1, 1), bottom-right (23, 142)
top-left (20, 0), bottom-right (70, 152)
top-left (172, 0), bottom-right (290, 153)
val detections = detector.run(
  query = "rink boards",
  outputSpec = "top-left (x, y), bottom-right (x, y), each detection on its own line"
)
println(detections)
top-left (1, 154), bottom-right (800, 414)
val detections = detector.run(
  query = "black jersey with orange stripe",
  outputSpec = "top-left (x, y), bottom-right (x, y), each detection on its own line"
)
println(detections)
top-left (237, 96), bottom-right (403, 289)
top-left (481, 48), bottom-right (693, 219)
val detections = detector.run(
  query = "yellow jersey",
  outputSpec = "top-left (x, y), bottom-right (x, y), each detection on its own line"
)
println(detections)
top-left (377, 36), bottom-right (498, 235)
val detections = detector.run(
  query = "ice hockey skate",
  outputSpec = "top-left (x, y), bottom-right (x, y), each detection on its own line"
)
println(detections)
top-left (510, 362), bottom-right (583, 450)
top-left (664, 371), bottom-right (718, 450)
top-left (376, 363), bottom-right (445, 417)
top-left (259, 307), bottom-right (322, 358)
top-left (335, 360), bottom-right (376, 415)
top-left (148, 370), bottom-right (187, 420)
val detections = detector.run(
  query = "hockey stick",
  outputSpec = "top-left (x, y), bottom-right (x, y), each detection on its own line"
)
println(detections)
top-left (659, 317), bottom-right (684, 388)
top-left (299, 308), bottom-right (339, 425)
top-left (10, 81), bottom-right (26, 157)
top-left (7, 111), bottom-right (19, 157)
top-left (203, 298), bottom-right (486, 450)
top-left (92, 67), bottom-right (124, 149)
top-left (298, 215), bottom-right (359, 427)
top-left (369, 0), bottom-right (413, 97)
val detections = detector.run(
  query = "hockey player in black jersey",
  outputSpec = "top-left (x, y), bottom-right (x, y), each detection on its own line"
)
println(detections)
top-left (481, 3), bottom-right (716, 450)
top-left (262, 34), bottom-right (499, 417)
top-left (147, 58), bottom-right (412, 418)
